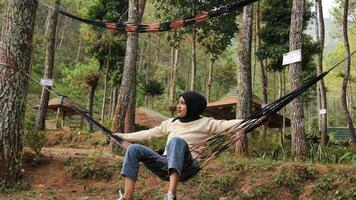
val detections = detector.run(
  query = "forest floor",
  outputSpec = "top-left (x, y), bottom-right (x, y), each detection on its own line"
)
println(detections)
top-left (0, 130), bottom-right (355, 200)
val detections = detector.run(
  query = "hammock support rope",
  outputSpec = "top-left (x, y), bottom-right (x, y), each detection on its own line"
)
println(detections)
top-left (39, 0), bottom-right (258, 33)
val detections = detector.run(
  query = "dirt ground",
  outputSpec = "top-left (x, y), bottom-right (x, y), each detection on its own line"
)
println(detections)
top-left (1, 131), bottom-right (355, 200)
top-left (1, 147), bottom-right (127, 200)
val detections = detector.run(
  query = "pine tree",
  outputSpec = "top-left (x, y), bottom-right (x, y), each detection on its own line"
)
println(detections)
top-left (0, 0), bottom-right (38, 184)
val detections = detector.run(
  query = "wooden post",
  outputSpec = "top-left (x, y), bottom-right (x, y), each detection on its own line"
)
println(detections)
top-left (56, 107), bottom-right (61, 128)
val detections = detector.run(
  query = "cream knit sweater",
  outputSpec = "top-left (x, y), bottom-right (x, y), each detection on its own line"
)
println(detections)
top-left (114, 117), bottom-right (242, 159)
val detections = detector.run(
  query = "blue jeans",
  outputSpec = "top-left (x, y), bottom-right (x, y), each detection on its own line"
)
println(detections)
top-left (121, 137), bottom-right (200, 182)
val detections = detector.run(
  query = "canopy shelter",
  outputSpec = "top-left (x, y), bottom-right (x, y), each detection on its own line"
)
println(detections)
top-left (203, 95), bottom-right (291, 128)
top-left (34, 97), bottom-right (89, 128)
top-left (135, 107), bottom-right (169, 129)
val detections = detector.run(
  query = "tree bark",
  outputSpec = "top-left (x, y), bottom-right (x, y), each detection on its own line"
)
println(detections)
top-left (206, 54), bottom-right (214, 102)
top-left (341, 0), bottom-right (356, 146)
top-left (110, 86), bottom-right (118, 119)
top-left (315, 1), bottom-right (321, 131)
top-left (145, 34), bottom-right (151, 107)
top-left (190, 24), bottom-right (197, 91)
top-left (58, 17), bottom-right (67, 47)
top-left (0, 0), bottom-right (38, 184)
top-left (315, 0), bottom-right (328, 145)
top-left (76, 33), bottom-right (82, 61)
top-left (169, 47), bottom-right (179, 115)
top-left (101, 48), bottom-right (110, 123)
top-left (156, 34), bottom-right (161, 61)
top-left (37, 0), bottom-right (60, 130)
top-left (278, 71), bottom-right (283, 98)
top-left (288, 0), bottom-right (306, 159)
top-left (349, 81), bottom-right (353, 119)
top-left (125, 85), bottom-right (136, 133)
top-left (167, 46), bottom-right (174, 98)
top-left (43, 9), bottom-right (51, 45)
top-left (87, 85), bottom-right (96, 132)
top-left (186, 55), bottom-right (191, 91)
top-left (236, 4), bottom-right (253, 157)
top-left (256, 2), bottom-right (268, 144)
top-left (282, 69), bottom-right (286, 143)
top-left (138, 39), bottom-right (145, 71)
top-left (111, 0), bottom-right (146, 153)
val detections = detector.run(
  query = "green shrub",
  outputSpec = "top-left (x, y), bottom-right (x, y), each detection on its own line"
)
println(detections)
top-left (0, 179), bottom-right (31, 193)
top-left (334, 187), bottom-right (356, 199)
top-left (23, 122), bottom-right (46, 155)
top-left (306, 143), bottom-right (355, 164)
top-left (64, 157), bottom-right (114, 180)
top-left (210, 173), bottom-right (235, 196)
top-left (254, 186), bottom-right (269, 198)
top-left (313, 174), bottom-right (334, 193)
top-left (294, 166), bottom-right (318, 181)
top-left (274, 167), bottom-right (300, 192)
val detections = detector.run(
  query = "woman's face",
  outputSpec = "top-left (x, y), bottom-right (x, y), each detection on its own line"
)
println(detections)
top-left (176, 96), bottom-right (187, 118)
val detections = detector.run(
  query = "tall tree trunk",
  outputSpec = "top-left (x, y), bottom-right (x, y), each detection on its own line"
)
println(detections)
top-left (332, 99), bottom-right (337, 126)
top-left (58, 17), bottom-right (67, 47)
top-left (315, 1), bottom-right (322, 132)
top-left (101, 49), bottom-right (110, 123)
top-left (125, 85), bottom-right (136, 133)
top-left (112, 0), bottom-right (146, 153)
top-left (282, 69), bottom-right (286, 143)
top-left (37, 0), bottom-right (60, 130)
top-left (315, 0), bottom-right (328, 145)
top-left (156, 34), bottom-right (161, 61)
top-left (273, 72), bottom-right (276, 100)
top-left (138, 39), bottom-right (145, 71)
top-left (87, 85), bottom-right (96, 132)
top-left (0, 0), bottom-right (38, 184)
top-left (256, 2), bottom-right (268, 144)
top-left (167, 46), bottom-right (174, 98)
top-left (206, 54), bottom-right (214, 102)
top-left (307, 96), bottom-right (312, 133)
top-left (76, 33), bottom-right (82, 61)
top-left (190, 25), bottom-right (197, 91)
top-left (341, 0), bottom-right (356, 146)
top-left (349, 81), bottom-right (353, 119)
top-left (108, 86), bottom-right (113, 120)
top-left (43, 9), bottom-right (51, 45)
top-left (252, 7), bottom-right (257, 91)
top-left (186, 53), bottom-right (191, 91)
top-left (236, 4), bottom-right (253, 157)
top-left (281, 69), bottom-right (286, 145)
top-left (145, 34), bottom-right (151, 107)
top-left (169, 47), bottom-right (179, 116)
top-left (278, 71), bottom-right (283, 98)
top-left (288, 0), bottom-right (306, 159)
top-left (110, 86), bottom-right (118, 119)
top-left (203, 59), bottom-right (208, 95)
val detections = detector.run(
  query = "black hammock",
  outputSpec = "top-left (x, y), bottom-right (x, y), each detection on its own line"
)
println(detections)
top-left (60, 50), bottom-right (355, 170)
top-left (40, 0), bottom-right (258, 33)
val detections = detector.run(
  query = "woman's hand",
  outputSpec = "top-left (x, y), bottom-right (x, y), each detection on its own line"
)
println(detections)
top-left (113, 132), bottom-right (132, 149)
top-left (120, 140), bottom-right (132, 149)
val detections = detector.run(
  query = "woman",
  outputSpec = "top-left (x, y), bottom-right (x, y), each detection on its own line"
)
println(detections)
top-left (115, 91), bottom-right (241, 200)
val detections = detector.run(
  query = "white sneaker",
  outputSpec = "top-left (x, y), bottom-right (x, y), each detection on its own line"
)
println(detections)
top-left (117, 190), bottom-right (125, 200)
top-left (163, 192), bottom-right (176, 200)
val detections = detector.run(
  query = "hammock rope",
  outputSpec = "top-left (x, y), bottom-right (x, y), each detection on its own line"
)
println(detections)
top-left (39, 0), bottom-right (258, 33)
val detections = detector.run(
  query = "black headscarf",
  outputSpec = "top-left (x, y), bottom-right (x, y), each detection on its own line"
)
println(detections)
top-left (176, 91), bottom-right (207, 123)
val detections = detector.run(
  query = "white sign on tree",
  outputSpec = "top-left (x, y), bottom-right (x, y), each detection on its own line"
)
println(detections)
top-left (282, 49), bottom-right (302, 65)
top-left (40, 79), bottom-right (53, 86)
